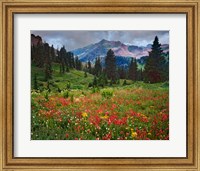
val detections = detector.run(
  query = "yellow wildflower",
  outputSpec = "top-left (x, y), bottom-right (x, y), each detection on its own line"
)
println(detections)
top-left (131, 132), bottom-right (137, 138)
top-left (141, 113), bottom-right (147, 117)
top-left (101, 115), bottom-right (109, 119)
top-left (82, 112), bottom-right (88, 118)
top-left (148, 132), bottom-right (151, 136)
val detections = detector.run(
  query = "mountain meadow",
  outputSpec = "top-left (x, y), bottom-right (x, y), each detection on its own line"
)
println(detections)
top-left (31, 33), bottom-right (169, 140)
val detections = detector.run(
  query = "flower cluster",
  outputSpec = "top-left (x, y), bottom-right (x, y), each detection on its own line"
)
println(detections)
top-left (31, 87), bottom-right (169, 140)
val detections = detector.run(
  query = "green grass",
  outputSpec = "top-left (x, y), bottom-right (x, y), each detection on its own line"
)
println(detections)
top-left (32, 63), bottom-right (94, 91)
top-left (32, 63), bottom-right (169, 92)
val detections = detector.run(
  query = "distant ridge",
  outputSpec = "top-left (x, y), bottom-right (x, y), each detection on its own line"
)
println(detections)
top-left (72, 39), bottom-right (169, 63)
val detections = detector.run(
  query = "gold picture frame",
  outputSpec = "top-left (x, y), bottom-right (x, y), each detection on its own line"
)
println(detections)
top-left (0, 0), bottom-right (200, 170)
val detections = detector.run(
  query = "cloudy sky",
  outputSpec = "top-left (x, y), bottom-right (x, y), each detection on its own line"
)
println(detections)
top-left (31, 31), bottom-right (169, 51)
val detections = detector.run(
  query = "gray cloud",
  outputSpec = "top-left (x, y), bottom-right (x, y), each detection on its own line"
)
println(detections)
top-left (31, 30), bottom-right (169, 51)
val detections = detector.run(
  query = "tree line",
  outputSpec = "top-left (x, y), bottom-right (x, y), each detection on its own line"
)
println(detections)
top-left (31, 42), bottom-right (83, 81)
top-left (31, 35), bottom-right (169, 87)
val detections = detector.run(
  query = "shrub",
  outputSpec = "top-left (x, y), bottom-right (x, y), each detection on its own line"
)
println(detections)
top-left (38, 82), bottom-right (43, 86)
top-left (162, 81), bottom-right (169, 88)
top-left (57, 87), bottom-right (61, 93)
top-left (123, 79), bottom-right (127, 86)
top-left (66, 81), bottom-right (71, 89)
top-left (91, 87), bottom-right (100, 94)
top-left (70, 94), bottom-right (74, 102)
top-left (88, 83), bottom-right (93, 88)
top-left (62, 90), bottom-right (69, 98)
top-left (84, 71), bottom-right (88, 78)
top-left (72, 85), bottom-right (84, 90)
top-left (101, 88), bottom-right (114, 99)
top-left (43, 90), bottom-right (49, 101)
top-left (93, 77), bottom-right (97, 87)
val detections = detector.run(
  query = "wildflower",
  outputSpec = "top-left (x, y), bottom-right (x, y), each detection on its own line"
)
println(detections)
top-left (59, 97), bottom-right (69, 106)
top-left (101, 115), bottom-right (109, 119)
top-left (131, 132), bottom-right (137, 138)
top-left (162, 114), bottom-right (169, 122)
top-left (82, 112), bottom-right (88, 118)
top-left (120, 131), bottom-right (124, 135)
top-left (74, 98), bottom-right (80, 103)
top-left (131, 128), bottom-right (134, 132)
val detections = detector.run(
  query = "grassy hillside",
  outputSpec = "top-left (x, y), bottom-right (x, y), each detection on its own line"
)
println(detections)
top-left (32, 63), bottom-right (169, 92)
top-left (31, 63), bottom-right (94, 91)
top-left (32, 63), bottom-right (143, 92)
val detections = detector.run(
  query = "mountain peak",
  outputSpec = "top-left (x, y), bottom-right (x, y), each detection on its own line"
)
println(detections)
top-left (72, 39), bottom-right (169, 63)
top-left (99, 39), bottom-right (109, 43)
top-left (31, 34), bottom-right (43, 46)
top-left (98, 39), bottom-right (124, 48)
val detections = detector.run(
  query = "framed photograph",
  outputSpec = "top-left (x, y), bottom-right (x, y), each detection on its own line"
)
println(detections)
top-left (0, 0), bottom-right (199, 170)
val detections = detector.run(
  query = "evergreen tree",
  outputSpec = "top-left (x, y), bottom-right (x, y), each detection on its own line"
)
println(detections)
top-left (97, 73), bottom-right (107, 87)
top-left (104, 74), bottom-right (108, 85)
top-left (33, 74), bottom-right (38, 90)
top-left (59, 46), bottom-right (67, 73)
top-left (93, 76), bottom-right (97, 87)
top-left (44, 43), bottom-right (52, 81)
top-left (75, 56), bottom-right (79, 70)
top-left (64, 51), bottom-right (70, 72)
top-left (137, 68), bottom-right (144, 81)
top-left (94, 57), bottom-right (102, 76)
top-left (128, 58), bottom-right (137, 81)
top-left (162, 52), bottom-right (169, 81)
top-left (70, 52), bottom-right (75, 68)
top-left (35, 43), bottom-right (45, 68)
top-left (31, 45), bottom-right (36, 61)
top-left (77, 60), bottom-right (82, 70)
top-left (84, 71), bottom-right (88, 78)
top-left (87, 61), bottom-right (92, 74)
top-left (47, 81), bottom-right (51, 92)
top-left (101, 71), bottom-right (108, 85)
top-left (144, 36), bottom-right (166, 83)
top-left (118, 67), bottom-right (126, 79)
top-left (50, 45), bottom-right (55, 62)
top-left (105, 49), bottom-right (117, 82)
top-left (55, 48), bottom-right (60, 63)
top-left (67, 52), bottom-right (74, 68)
